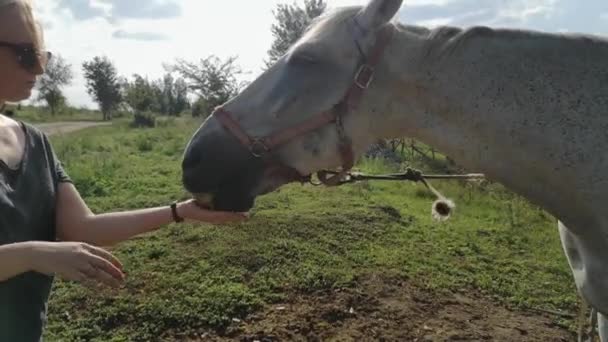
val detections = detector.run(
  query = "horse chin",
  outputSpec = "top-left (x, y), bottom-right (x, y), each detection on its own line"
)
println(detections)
top-left (192, 193), bottom-right (215, 209)
top-left (189, 167), bottom-right (304, 211)
top-left (190, 182), bottom-right (264, 212)
top-left (253, 164), bottom-right (311, 196)
top-left (253, 178), bottom-right (290, 196)
top-left (192, 191), bottom-right (255, 212)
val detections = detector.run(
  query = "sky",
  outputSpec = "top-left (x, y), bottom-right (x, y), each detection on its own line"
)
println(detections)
top-left (30, 0), bottom-right (608, 109)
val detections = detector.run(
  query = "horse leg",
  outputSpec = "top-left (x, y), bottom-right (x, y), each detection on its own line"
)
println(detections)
top-left (600, 312), bottom-right (608, 341)
top-left (558, 221), bottom-right (608, 341)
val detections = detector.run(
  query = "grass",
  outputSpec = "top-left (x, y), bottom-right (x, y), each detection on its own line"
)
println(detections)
top-left (44, 118), bottom-right (577, 341)
top-left (8, 105), bottom-right (105, 123)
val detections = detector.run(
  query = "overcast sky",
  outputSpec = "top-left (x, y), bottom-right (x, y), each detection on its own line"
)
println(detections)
top-left (31, 0), bottom-right (608, 109)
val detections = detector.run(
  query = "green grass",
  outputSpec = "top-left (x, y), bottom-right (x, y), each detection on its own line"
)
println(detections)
top-left (7, 105), bottom-right (104, 123)
top-left (44, 119), bottom-right (577, 341)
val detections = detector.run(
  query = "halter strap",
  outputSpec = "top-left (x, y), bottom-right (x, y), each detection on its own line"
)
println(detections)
top-left (214, 25), bottom-right (394, 186)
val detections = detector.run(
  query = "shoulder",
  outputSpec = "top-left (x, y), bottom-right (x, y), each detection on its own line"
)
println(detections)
top-left (1, 116), bottom-right (54, 152)
top-left (1, 115), bottom-right (43, 136)
top-left (0, 114), bottom-right (22, 133)
top-left (14, 119), bottom-right (50, 142)
top-left (22, 122), bottom-right (47, 140)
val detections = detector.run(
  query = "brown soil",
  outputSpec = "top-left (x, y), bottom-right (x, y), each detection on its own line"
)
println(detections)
top-left (191, 274), bottom-right (574, 342)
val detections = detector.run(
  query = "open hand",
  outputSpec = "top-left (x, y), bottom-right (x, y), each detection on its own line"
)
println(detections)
top-left (29, 242), bottom-right (124, 288)
top-left (176, 199), bottom-right (249, 224)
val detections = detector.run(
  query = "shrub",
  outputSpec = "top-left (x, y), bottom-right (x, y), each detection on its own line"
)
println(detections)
top-left (131, 111), bottom-right (156, 128)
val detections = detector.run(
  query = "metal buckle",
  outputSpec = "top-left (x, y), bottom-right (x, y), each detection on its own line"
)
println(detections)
top-left (250, 138), bottom-right (270, 158)
top-left (354, 64), bottom-right (374, 89)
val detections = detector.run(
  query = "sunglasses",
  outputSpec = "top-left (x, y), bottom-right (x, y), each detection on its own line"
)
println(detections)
top-left (0, 42), bottom-right (52, 71)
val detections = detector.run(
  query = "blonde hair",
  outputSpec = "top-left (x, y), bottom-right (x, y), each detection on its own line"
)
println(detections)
top-left (0, 0), bottom-right (41, 109)
top-left (0, 0), bottom-right (19, 7)
top-left (0, 0), bottom-right (42, 48)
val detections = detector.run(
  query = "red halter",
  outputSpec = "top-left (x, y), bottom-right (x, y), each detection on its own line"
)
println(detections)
top-left (213, 26), bottom-right (394, 186)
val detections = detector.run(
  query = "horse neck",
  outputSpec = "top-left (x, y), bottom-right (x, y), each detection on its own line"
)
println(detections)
top-left (364, 24), bottom-right (600, 225)
top-left (367, 24), bottom-right (485, 169)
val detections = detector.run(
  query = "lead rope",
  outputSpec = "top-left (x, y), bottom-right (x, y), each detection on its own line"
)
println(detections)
top-left (417, 174), bottom-right (456, 221)
top-left (311, 167), bottom-right (484, 220)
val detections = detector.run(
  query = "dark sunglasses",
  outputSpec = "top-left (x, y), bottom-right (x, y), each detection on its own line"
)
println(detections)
top-left (0, 42), bottom-right (52, 71)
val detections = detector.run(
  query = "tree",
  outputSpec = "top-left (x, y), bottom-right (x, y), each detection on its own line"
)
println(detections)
top-left (161, 73), bottom-right (174, 115)
top-left (123, 74), bottom-right (156, 113)
top-left (123, 73), bottom-right (190, 116)
top-left (82, 56), bottom-right (122, 121)
top-left (172, 77), bottom-right (190, 116)
top-left (167, 56), bottom-right (243, 116)
top-left (191, 97), bottom-right (208, 118)
top-left (36, 54), bottom-right (73, 116)
top-left (266, 0), bottom-right (327, 67)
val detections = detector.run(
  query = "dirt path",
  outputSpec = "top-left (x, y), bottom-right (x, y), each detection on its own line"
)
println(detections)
top-left (194, 274), bottom-right (574, 342)
top-left (35, 121), bottom-right (112, 136)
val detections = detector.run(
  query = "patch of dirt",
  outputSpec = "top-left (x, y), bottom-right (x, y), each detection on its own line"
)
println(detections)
top-left (191, 274), bottom-right (573, 342)
top-left (36, 121), bottom-right (112, 136)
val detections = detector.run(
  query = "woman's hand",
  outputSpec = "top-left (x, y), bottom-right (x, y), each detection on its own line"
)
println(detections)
top-left (28, 242), bottom-right (125, 288)
top-left (177, 199), bottom-right (249, 224)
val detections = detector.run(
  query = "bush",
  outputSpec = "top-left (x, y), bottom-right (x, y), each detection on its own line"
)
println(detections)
top-left (136, 137), bottom-right (154, 152)
top-left (156, 117), bottom-right (177, 128)
top-left (131, 111), bottom-right (156, 128)
top-left (365, 140), bottom-right (404, 163)
top-left (191, 98), bottom-right (210, 117)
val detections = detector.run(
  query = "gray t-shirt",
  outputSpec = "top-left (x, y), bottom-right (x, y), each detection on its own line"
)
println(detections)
top-left (0, 121), bottom-right (71, 341)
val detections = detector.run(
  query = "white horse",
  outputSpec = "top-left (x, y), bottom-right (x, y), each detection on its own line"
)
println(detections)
top-left (182, 0), bottom-right (608, 339)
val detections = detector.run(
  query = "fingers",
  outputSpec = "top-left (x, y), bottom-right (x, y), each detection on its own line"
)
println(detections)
top-left (81, 264), bottom-right (122, 289)
top-left (180, 200), bottom-right (249, 224)
top-left (60, 268), bottom-right (99, 289)
top-left (69, 254), bottom-right (123, 289)
top-left (84, 244), bottom-right (124, 271)
top-left (87, 253), bottom-right (125, 282)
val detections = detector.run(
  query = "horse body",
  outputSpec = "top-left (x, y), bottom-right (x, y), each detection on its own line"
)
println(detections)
top-left (373, 23), bottom-right (608, 337)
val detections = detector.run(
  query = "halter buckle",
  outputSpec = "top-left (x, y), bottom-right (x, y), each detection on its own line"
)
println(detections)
top-left (354, 64), bottom-right (374, 89)
top-left (250, 138), bottom-right (270, 158)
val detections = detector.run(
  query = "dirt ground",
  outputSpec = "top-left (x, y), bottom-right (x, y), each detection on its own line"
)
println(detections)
top-left (189, 274), bottom-right (574, 342)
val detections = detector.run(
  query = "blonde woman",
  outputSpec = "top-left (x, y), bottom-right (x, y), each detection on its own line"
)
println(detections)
top-left (0, 1), bottom-right (248, 340)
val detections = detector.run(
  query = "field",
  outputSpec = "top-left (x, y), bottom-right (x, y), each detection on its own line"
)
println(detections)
top-left (43, 118), bottom-right (577, 341)
top-left (8, 105), bottom-right (103, 123)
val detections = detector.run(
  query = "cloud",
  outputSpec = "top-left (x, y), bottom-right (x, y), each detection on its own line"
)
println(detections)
top-left (401, 0), bottom-right (559, 27)
top-left (104, 0), bottom-right (181, 20)
top-left (56, 0), bottom-right (107, 21)
top-left (56, 0), bottom-right (181, 22)
top-left (399, 0), bottom-right (608, 35)
top-left (415, 17), bottom-right (453, 27)
top-left (112, 30), bottom-right (169, 41)
top-left (494, 0), bottom-right (558, 23)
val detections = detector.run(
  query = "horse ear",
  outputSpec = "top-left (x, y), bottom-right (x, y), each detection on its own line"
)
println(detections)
top-left (356, 0), bottom-right (403, 32)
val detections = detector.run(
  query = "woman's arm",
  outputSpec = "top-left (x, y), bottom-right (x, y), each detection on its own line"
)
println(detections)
top-left (0, 241), bottom-right (124, 287)
top-left (56, 183), bottom-right (248, 247)
top-left (0, 242), bottom-right (37, 282)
